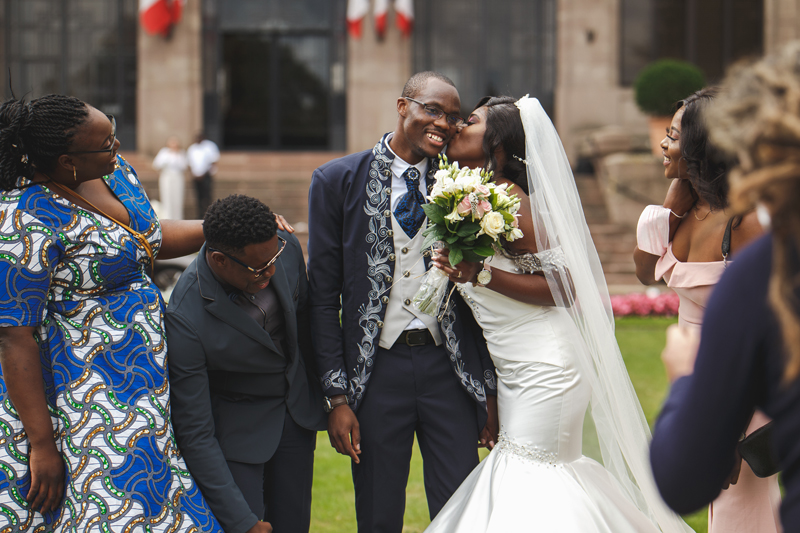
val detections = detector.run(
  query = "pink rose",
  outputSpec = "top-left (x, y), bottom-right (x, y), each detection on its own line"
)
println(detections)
top-left (475, 184), bottom-right (490, 196)
top-left (456, 194), bottom-right (491, 219)
top-left (457, 196), bottom-right (472, 216)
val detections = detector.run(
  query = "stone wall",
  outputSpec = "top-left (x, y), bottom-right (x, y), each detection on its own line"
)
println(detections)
top-left (554, 0), bottom-right (649, 163)
top-left (346, 12), bottom-right (412, 152)
top-left (136, 0), bottom-right (203, 156)
top-left (765, 0), bottom-right (800, 55)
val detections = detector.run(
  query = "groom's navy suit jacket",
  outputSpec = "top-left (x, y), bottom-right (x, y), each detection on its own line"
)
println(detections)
top-left (308, 134), bottom-right (496, 429)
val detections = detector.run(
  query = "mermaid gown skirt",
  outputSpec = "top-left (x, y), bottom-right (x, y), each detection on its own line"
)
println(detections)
top-left (425, 257), bottom-right (660, 532)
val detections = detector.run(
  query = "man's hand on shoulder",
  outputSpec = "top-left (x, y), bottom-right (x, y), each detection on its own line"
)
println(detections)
top-left (327, 397), bottom-right (361, 464)
top-left (246, 521), bottom-right (273, 533)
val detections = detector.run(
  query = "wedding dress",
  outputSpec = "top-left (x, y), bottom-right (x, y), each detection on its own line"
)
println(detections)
top-left (425, 97), bottom-right (692, 533)
top-left (425, 254), bottom-right (660, 532)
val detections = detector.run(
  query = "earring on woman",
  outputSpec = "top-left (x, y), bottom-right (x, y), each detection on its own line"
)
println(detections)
top-left (73, 167), bottom-right (77, 181)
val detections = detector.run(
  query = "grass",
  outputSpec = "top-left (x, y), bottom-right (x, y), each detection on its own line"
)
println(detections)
top-left (309, 316), bottom-right (708, 533)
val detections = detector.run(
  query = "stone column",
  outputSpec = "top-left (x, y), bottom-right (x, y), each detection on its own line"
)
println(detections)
top-left (346, 13), bottom-right (412, 153)
top-left (136, 1), bottom-right (203, 156)
top-left (764, 0), bottom-right (800, 55)
top-left (554, 0), bottom-right (647, 162)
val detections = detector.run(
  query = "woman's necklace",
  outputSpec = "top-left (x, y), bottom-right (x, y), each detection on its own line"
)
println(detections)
top-left (693, 204), bottom-right (713, 221)
top-left (42, 175), bottom-right (154, 264)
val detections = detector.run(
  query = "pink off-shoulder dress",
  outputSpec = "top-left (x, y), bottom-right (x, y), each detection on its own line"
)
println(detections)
top-left (656, 244), bottom-right (782, 533)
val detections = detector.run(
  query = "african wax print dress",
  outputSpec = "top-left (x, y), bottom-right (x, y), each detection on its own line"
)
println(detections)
top-left (0, 156), bottom-right (222, 532)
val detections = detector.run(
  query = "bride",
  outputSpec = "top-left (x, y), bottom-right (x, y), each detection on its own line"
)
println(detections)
top-left (426, 96), bottom-right (692, 532)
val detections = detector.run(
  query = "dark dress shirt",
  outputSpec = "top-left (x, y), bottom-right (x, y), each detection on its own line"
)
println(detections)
top-left (651, 233), bottom-right (800, 529)
top-left (228, 284), bottom-right (287, 356)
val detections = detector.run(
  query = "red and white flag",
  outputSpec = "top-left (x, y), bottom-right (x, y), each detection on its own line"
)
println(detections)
top-left (395, 0), bottom-right (414, 37)
top-left (347, 0), bottom-right (414, 39)
top-left (140, 0), bottom-right (185, 37)
top-left (347, 0), bottom-right (370, 38)
top-left (374, 0), bottom-right (389, 38)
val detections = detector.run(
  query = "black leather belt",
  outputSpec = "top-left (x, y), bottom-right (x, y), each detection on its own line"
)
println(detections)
top-left (393, 328), bottom-right (435, 347)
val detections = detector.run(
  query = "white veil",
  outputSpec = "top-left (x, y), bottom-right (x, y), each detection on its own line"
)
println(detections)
top-left (516, 96), bottom-right (692, 532)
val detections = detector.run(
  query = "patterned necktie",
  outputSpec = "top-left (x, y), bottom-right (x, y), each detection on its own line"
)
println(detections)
top-left (394, 166), bottom-right (427, 238)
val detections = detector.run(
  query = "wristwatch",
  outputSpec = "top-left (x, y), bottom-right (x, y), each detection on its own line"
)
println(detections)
top-left (476, 263), bottom-right (492, 287)
top-left (324, 395), bottom-right (349, 413)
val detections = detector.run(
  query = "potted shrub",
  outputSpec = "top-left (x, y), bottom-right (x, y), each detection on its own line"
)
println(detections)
top-left (634, 59), bottom-right (705, 157)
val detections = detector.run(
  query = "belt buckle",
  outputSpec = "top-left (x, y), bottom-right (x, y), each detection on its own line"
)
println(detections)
top-left (405, 329), bottom-right (427, 347)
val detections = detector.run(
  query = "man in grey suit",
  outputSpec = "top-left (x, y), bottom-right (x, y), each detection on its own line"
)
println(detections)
top-left (166, 195), bottom-right (326, 533)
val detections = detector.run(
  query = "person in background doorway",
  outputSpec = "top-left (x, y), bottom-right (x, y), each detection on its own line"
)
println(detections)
top-left (188, 132), bottom-right (220, 219)
top-left (153, 136), bottom-right (188, 219)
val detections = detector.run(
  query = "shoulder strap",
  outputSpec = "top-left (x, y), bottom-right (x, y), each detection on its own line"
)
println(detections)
top-left (48, 180), bottom-right (154, 264)
top-left (722, 216), bottom-right (735, 266)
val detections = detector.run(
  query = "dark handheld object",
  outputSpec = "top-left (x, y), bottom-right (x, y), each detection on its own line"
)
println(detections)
top-left (738, 422), bottom-right (780, 478)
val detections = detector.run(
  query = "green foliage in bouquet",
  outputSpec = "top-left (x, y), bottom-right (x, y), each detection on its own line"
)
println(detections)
top-left (419, 155), bottom-right (523, 267)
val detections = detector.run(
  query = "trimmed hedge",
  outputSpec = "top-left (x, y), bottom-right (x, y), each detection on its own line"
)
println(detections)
top-left (634, 59), bottom-right (706, 116)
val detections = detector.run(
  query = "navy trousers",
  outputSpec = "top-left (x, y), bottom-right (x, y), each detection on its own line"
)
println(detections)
top-left (352, 343), bottom-right (480, 533)
top-left (226, 411), bottom-right (316, 533)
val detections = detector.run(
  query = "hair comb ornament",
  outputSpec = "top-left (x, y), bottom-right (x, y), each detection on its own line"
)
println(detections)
top-left (513, 154), bottom-right (530, 166)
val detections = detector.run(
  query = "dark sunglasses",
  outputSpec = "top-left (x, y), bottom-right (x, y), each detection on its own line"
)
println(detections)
top-left (209, 236), bottom-right (286, 279)
top-left (65, 114), bottom-right (117, 154)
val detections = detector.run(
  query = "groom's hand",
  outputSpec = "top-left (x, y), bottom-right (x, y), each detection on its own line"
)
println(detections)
top-left (328, 399), bottom-right (361, 464)
top-left (479, 395), bottom-right (499, 450)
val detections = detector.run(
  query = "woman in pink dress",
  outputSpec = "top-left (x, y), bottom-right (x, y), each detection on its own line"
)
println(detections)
top-left (634, 87), bottom-right (779, 532)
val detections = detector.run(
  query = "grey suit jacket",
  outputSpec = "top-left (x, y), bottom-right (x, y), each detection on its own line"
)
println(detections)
top-left (166, 231), bottom-right (326, 533)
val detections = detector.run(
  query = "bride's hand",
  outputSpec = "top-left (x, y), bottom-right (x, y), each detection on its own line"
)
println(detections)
top-left (431, 247), bottom-right (483, 284)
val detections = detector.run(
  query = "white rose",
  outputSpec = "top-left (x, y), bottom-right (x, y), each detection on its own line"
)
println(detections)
top-left (455, 173), bottom-right (481, 193)
top-left (441, 177), bottom-right (458, 195)
top-left (434, 169), bottom-right (450, 181)
top-left (478, 211), bottom-right (505, 240)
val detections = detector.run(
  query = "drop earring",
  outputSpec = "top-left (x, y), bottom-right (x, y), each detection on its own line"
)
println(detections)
top-left (73, 167), bottom-right (77, 181)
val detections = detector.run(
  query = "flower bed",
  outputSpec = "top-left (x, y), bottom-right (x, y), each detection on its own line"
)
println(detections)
top-left (610, 291), bottom-right (680, 317)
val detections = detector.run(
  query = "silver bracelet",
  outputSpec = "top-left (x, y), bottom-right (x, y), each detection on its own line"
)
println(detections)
top-left (668, 208), bottom-right (687, 219)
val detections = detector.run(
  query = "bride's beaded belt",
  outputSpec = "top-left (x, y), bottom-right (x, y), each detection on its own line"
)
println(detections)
top-left (495, 431), bottom-right (559, 467)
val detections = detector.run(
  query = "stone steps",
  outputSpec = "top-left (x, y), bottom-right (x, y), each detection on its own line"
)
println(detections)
top-left (574, 173), bottom-right (640, 290)
top-left (125, 151), bottom-right (642, 291)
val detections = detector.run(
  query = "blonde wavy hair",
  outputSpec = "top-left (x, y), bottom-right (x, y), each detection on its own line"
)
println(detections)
top-left (708, 42), bottom-right (800, 381)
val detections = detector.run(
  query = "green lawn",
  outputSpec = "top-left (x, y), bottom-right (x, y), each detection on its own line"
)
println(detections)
top-left (309, 316), bottom-right (708, 533)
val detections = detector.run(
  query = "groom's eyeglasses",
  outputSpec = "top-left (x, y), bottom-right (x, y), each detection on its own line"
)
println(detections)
top-left (209, 236), bottom-right (286, 279)
top-left (404, 97), bottom-right (465, 128)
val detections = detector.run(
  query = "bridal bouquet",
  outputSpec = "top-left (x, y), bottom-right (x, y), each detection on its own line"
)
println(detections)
top-left (412, 155), bottom-right (523, 317)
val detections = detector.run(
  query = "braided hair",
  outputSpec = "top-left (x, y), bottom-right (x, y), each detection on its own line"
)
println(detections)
top-left (708, 42), bottom-right (800, 382)
top-left (0, 94), bottom-right (89, 190)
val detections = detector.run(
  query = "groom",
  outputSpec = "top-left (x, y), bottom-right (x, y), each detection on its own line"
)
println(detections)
top-left (307, 71), bottom-right (497, 532)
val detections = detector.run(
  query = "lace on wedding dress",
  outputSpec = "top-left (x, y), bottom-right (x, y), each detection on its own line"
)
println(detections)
top-left (496, 245), bottom-right (567, 273)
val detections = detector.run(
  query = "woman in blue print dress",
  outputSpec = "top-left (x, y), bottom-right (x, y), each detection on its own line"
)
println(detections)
top-left (0, 95), bottom-right (222, 532)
